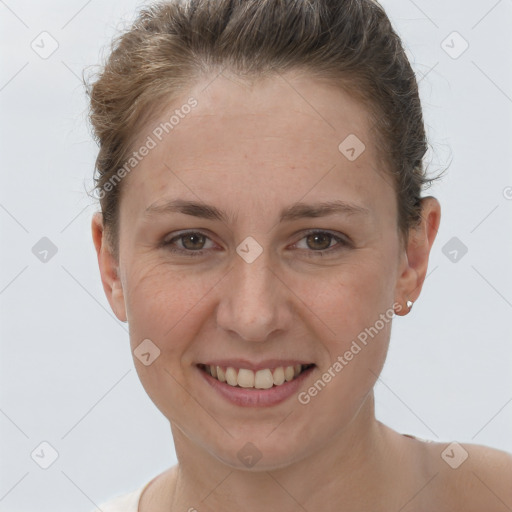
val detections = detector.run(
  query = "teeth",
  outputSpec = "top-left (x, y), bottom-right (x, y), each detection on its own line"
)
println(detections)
top-left (254, 369), bottom-right (274, 389)
top-left (217, 366), bottom-right (226, 383)
top-left (205, 364), bottom-right (310, 388)
top-left (272, 367), bottom-right (285, 386)
top-left (225, 367), bottom-right (238, 387)
top-left (237, 368), bottom-right (255, 388)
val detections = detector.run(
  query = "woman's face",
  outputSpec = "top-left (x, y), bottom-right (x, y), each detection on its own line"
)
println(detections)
top-left (95, 72), bottom-right (416, 469)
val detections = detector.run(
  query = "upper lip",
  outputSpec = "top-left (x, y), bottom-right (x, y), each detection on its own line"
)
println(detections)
top-left (198, 359), bottom-right (314, 371)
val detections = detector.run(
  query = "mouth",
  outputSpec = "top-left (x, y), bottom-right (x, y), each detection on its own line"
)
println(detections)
top-left (197, 363), bottom-right (315, 389)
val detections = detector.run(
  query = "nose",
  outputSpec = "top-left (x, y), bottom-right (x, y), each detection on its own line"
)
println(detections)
top-left (215, 249), bottom-right (290, 342)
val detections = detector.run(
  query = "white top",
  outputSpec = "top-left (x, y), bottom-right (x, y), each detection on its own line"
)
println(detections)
top-left (90, 478), bottom-right (155, 512)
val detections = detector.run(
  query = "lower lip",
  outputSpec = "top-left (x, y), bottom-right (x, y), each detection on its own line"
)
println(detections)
top-left (197, 365), bottom-right (315, 407)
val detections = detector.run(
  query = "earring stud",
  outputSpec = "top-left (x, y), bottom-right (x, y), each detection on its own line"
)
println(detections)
top-left (406, 300), bottom-right (413, 310)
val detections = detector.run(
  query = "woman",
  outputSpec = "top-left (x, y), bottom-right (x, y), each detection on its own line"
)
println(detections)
top-left (88, 0), bottom-right (512, 510)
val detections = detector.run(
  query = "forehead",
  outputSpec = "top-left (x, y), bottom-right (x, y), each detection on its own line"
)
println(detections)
top-left (120, 72), bottom-right (394, 220)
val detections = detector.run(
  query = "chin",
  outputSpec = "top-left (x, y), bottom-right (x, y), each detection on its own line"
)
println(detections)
top-left (215, 445), bottom-right (307, 472)
top-left (203, 427), bottom-right (316, 472)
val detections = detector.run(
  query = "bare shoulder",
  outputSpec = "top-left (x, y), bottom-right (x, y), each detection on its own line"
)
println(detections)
top-left (425, 440), bottom-right (512, 511)
top-left (459, 443), bottom-right (512, 504)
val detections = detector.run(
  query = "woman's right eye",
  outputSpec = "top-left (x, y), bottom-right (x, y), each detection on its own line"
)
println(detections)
top-left (160, 231), bottom-right (214, 256)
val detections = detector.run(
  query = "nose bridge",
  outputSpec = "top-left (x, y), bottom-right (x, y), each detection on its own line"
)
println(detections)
top-left (217, 245), bottom-right (284, 342)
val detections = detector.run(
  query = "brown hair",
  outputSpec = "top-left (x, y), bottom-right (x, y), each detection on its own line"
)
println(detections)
top-left (86, 0), bottom-right (440, 259)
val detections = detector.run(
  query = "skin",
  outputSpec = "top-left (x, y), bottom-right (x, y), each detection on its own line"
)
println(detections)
top-left (91, 71), bottom-right (512, 511)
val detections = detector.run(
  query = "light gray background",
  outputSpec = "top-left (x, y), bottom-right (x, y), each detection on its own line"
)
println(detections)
top-left (1, 0), bottom-right (511, 510)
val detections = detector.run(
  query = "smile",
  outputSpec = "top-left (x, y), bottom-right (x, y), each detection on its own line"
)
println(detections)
top-left (198, 363), bottom-right (315, 389)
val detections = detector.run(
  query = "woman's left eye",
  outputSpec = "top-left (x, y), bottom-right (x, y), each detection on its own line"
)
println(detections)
top-left (292, 230), bottom-right (349, 256)
top-left (160, 230), bottom-right (349, 257)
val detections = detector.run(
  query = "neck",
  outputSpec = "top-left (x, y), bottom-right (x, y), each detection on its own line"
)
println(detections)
top-left (167, 392), bottom-right (401, 511)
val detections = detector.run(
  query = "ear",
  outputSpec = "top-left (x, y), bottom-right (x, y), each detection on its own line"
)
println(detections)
top-left (91, 212), bottom-right (127, 322)
top-left (394, 197), bottom-right (441, 316)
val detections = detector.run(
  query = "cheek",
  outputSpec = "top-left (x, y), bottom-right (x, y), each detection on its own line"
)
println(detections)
top-left (123, 258), bottom-right (225, 365)
top-left (294, 257), bottom-right (394, 432)
top-left (123, 260), bottom-right (217, 421)
top-left (303, 250), bottom-right (396, 346)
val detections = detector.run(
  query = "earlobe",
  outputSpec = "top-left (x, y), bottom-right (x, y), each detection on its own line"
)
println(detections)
top-left (91, 212), bottom-right (127, 322)
top-left (394, 196), bottom-right (441, 316)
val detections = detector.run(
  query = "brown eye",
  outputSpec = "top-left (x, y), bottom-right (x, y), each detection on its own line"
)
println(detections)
top-left (180, 233), bottom-right (207, 250)
top-left (161, 231), bottom-right (214, 256)
top-left (293, 230), bottom-right (349, 257)
top-left (305, 232), bottom-right (334, 251)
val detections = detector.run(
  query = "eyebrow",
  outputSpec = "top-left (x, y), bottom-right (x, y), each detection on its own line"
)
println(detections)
top-left (143, 198), bottom-right (370, 223)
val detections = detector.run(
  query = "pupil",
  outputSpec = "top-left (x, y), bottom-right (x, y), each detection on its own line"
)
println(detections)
top-left (307, 233), bottom-right (331, 250)
top-left (184, 233), bottom-right (205, 250)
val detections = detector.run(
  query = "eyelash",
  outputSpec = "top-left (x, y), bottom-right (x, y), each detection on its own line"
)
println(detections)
top-left (160, 230), bottom-right (350, 258)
